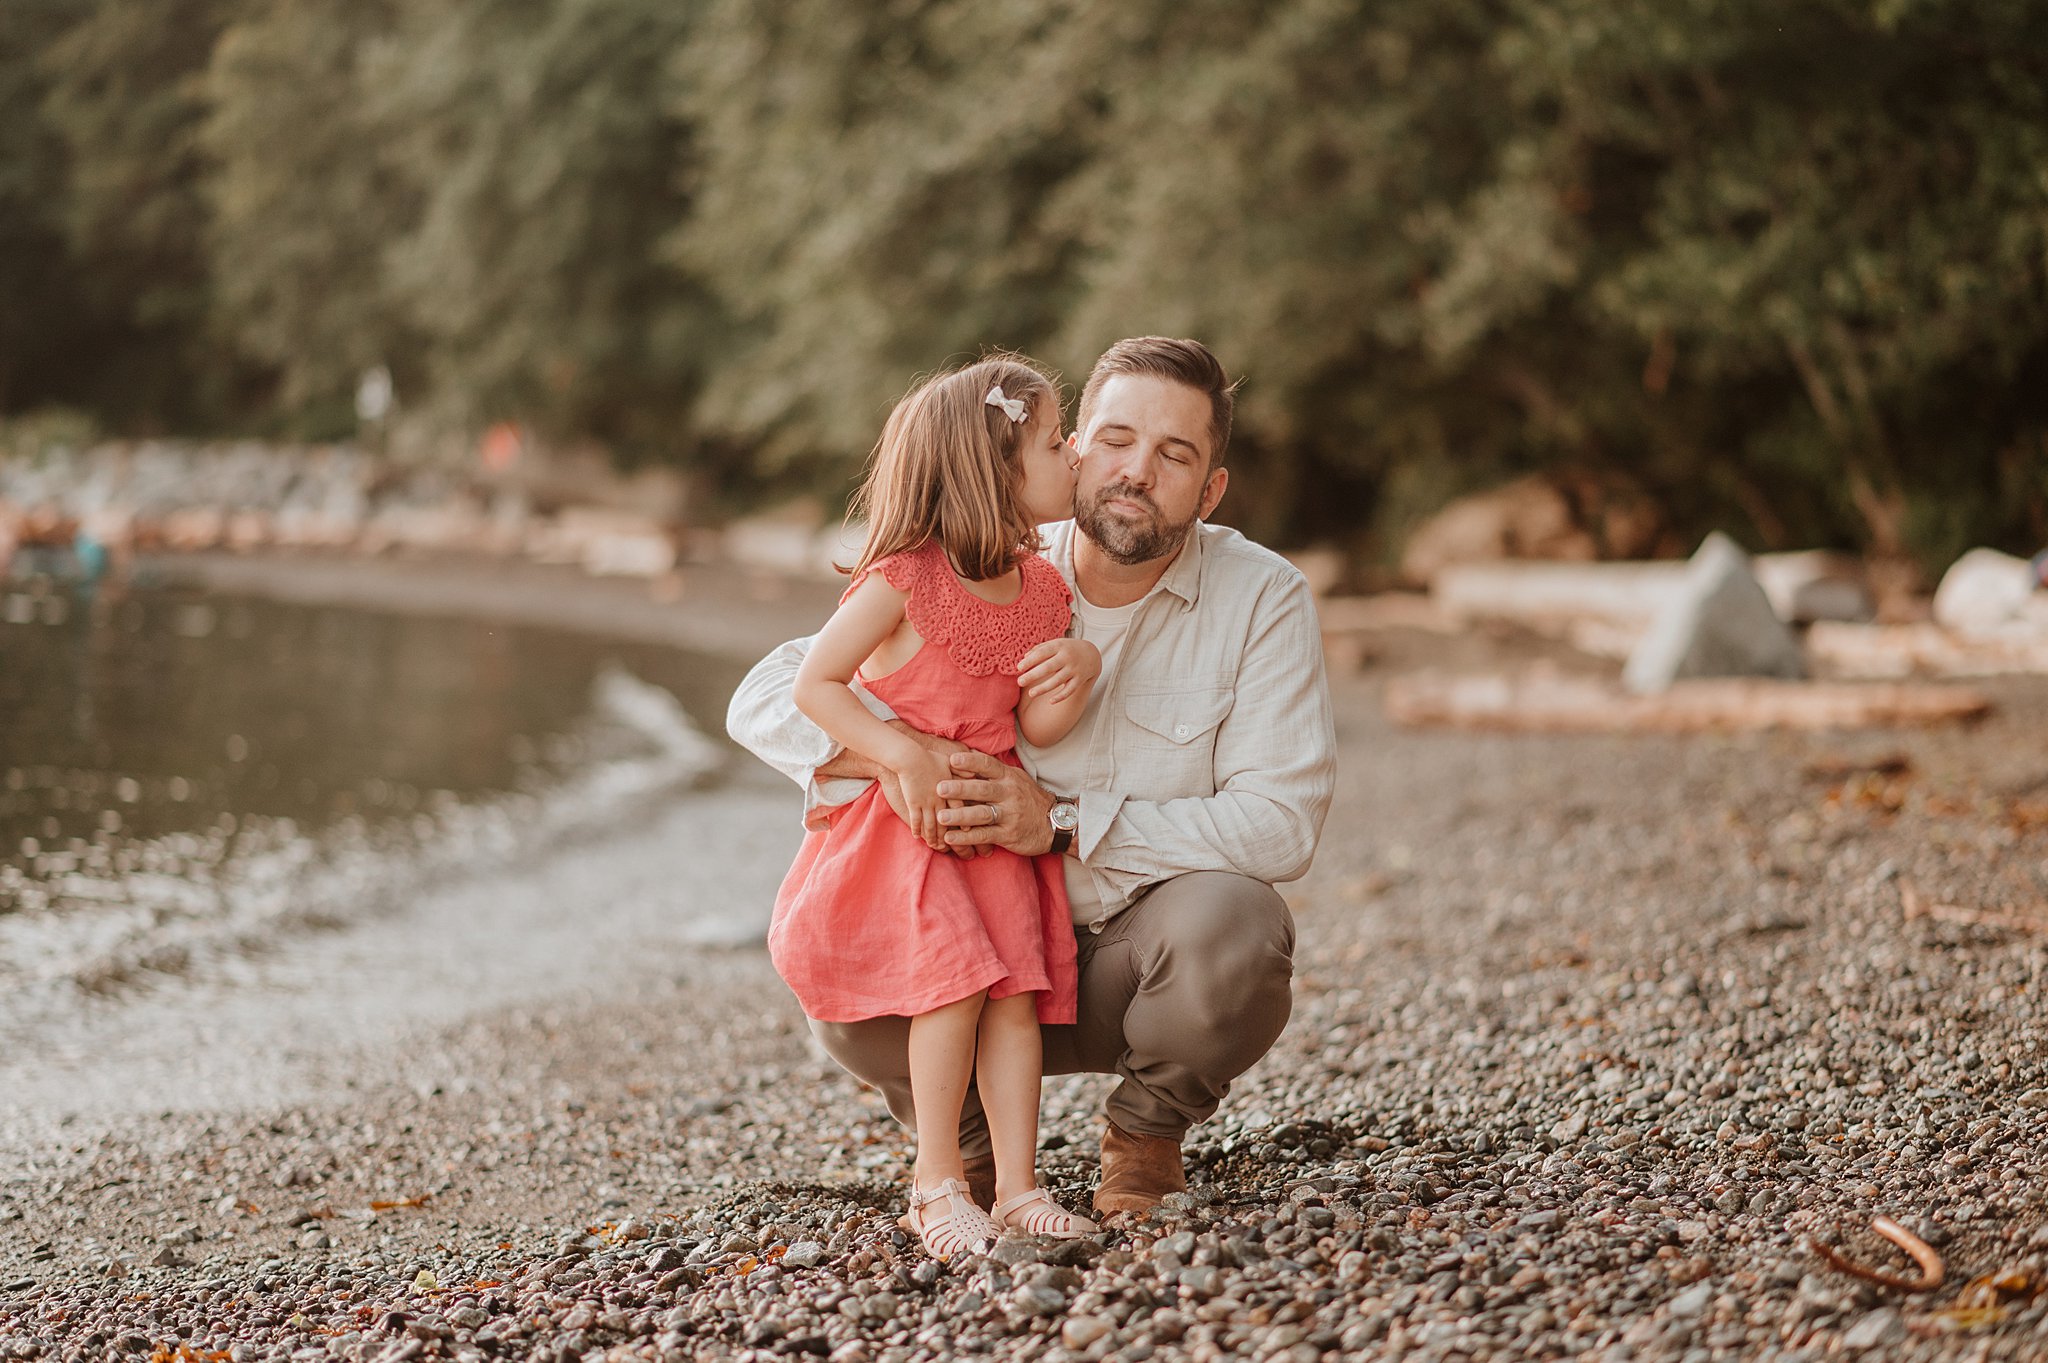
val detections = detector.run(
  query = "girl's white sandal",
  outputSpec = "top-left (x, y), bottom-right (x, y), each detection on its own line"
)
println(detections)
top-left (992, 1186), bottom-right (1098, 1239)
top-left (903, 1178), bottom-right (1000, 1259)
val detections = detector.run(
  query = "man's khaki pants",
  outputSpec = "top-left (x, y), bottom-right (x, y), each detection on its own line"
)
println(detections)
top-left (809, 871), bottom-right (1295, 1156)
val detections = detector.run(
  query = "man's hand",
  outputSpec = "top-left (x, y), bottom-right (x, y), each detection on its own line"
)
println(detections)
top-left (937, 751), bottom-right (1057, 855)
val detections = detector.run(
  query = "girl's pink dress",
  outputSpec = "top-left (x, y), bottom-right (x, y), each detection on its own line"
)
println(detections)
top-left (769, 543), bottom-right (1078, 1025)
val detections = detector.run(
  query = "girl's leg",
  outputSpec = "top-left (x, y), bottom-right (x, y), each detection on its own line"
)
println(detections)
top-left (975, 993), bottom-right (1046, 1204)
top-left (907, 991), bottom-right (987, 1191)
top-left (979, 994), bottom-right (1095, 1235)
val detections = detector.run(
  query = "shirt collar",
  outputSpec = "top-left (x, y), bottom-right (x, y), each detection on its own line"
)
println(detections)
top-left (1156, 525), bottom-right (1205, 607)
top-left (1045, 518), bottom-right (1206, 609)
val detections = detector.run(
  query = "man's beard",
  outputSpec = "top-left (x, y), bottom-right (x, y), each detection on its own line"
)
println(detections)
top-left (1075, 481), bottom-right (1199, 567)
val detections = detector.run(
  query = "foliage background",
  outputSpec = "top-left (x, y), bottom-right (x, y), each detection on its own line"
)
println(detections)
top-left (4, 0), bottom-right (2046, 566)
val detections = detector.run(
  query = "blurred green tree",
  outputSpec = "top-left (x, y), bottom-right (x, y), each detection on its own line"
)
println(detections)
top-left (668, 0), bottom-right (2048, 562)
top-left (1035, 0), bottom-right (1524, 546)
top-left (0, 0), bottom-right (89, 414)
top-left (36, 0), bottom-right (256, 429)
top-left (368, 0), bottom-right (724, 463)
top-left (1535, 0), bottom-right (2048, 569)
top-left (672, 0), bottom-right (1097, 471)
top-left (201, 0), bottom-right (418, 432)
top-left (204, 0), bottom-right (725, 458)
top-left (7, 0), bottom-right (2046, 562)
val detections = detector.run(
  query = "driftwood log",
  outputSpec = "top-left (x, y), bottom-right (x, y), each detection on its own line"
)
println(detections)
top-left (1384, 673), bottom-right (1993, 733)
top-left (1807, 622), bottom-right (2048, 679)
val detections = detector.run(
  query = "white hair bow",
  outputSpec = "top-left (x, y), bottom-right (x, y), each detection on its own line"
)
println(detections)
top-left (983, 384), bottom-right (1028, 423)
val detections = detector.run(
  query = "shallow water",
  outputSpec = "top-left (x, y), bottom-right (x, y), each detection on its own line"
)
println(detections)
top-left (0, 578), bottom-right (758, 1029)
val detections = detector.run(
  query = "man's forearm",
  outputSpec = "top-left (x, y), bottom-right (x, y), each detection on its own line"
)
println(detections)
top-left (1080, 785), bottom-right (1329, 902)
top-left (727, 635), bottom-right (898, 807)
top-left (726, 636), bottom-right (837, 783)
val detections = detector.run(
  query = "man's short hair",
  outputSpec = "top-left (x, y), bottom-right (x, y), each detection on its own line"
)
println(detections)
top-left (1078, 337), bottom-right (1238, 468)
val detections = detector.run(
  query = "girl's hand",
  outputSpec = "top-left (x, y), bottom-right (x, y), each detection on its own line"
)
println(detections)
top-left (892, 747), bottom-right (955, 848)
top-left (1018, 638), bottom-right (1102, 702)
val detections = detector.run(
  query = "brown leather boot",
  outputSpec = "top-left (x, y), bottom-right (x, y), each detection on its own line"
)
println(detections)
top-left (1094, 1120), bottom-right (1187, 1218)
top-left (961, 1152), bottom-right (997, 1210)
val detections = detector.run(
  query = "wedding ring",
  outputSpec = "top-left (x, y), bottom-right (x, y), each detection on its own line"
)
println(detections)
top-left (985, 803), bottom-right (999, 823)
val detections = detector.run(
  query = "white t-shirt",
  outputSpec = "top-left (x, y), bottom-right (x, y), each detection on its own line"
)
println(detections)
top-left (1033, 584), bottom-right (1150, 923)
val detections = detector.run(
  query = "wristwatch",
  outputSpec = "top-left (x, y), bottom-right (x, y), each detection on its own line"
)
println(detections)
top-left (1047, 796), bottom-right (1080, 855)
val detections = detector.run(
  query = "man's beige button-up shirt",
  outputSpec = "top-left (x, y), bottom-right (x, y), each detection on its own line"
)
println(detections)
top-left (725, 520), bottom-right (1338, 928)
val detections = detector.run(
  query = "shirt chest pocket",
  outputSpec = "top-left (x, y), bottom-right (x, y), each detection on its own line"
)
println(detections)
top-left (1119, 688), bottom-right (1232, 789)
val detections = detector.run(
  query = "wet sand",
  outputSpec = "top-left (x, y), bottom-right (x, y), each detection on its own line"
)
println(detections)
top-left (5, 553), bottom-right (2048, 1361)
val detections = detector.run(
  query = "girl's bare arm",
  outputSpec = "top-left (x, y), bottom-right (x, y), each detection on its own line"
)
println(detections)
top-left (1016, 638), bottom-right (1101, 748)
top-left (793, 575), bottom-right (953, 844)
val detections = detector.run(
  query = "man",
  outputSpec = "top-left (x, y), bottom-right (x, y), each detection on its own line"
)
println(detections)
top-left (727, 337), bottom-right (1336, 1217)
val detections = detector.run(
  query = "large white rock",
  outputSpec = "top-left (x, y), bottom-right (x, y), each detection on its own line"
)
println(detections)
top-left (1623, 533), bottom-right (1805, 694)
top-left (1933, 547), bottom-right (2042, 637)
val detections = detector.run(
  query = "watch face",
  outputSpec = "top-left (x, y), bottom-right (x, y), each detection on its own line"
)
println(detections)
top-left (1050, 802), bottom-right (1080, 832)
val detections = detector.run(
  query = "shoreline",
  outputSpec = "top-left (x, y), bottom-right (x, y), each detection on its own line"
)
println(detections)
top-left (135, 549), bottom-right (845, 666)
top-left (4, 554), bottom-right (2048, 1360)
top-left (1, 549), bottom-right (835, 1139)
top-left (0, 548), bottom-right (837, 1145)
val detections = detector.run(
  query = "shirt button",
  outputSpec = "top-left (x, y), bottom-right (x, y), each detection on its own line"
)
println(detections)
top-left (1173, 723), bottom-right (1190, 739)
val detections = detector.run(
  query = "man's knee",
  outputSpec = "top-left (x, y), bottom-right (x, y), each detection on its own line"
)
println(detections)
top-left (809, 1014), bottom-right (911, 1089)
top-left (1131, 873), bottom-right (1294, 1059)
top-left (1150, 873), bottom-right (1294, 980)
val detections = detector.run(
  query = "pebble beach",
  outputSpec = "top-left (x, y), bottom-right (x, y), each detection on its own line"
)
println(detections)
top-left (5, 557), bottom-right (2048, 1363)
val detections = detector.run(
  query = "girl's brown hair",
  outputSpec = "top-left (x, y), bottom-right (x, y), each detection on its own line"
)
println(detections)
top-left (849, 354), bottom-right (1061, 582)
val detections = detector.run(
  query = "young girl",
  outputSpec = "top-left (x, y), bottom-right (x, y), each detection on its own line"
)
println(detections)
top-left (771, 355), bottom-right (1102, 1257)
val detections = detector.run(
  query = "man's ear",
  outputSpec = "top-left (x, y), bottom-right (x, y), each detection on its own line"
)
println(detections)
top-left (1198, 467), bottom-right (1228, 521)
